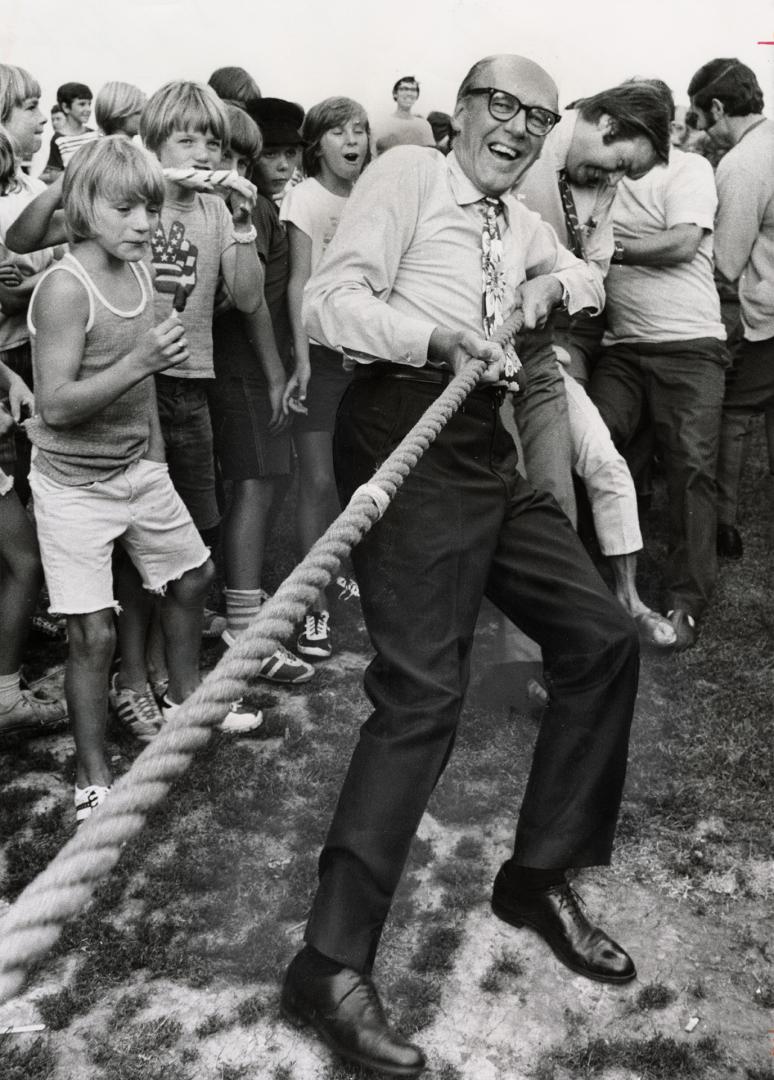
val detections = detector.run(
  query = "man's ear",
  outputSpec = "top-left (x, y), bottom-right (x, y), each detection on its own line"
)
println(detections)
top-left (710, 97), bottom-right (725, 121)
top-left (597, 113), bottom-right (615, 136)
top-left (451, 102), bottom-right (465, 133)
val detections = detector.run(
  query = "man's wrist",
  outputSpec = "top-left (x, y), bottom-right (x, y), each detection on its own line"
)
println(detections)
top-left (611, 239), bottom-right (625, 264)
top-left (427, 327), bottom-right (460, 366)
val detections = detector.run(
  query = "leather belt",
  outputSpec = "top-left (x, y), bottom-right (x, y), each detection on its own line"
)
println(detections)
top-left (353, 361), bottom-right (505, 403)
top-left (353, 361), bottom-right (452, 386)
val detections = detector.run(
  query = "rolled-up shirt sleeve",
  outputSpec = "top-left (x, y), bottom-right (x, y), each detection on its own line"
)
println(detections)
top-left (524, 217), bottom-right (605, 315)
top-left (302, 154), bottom-right (438, 366)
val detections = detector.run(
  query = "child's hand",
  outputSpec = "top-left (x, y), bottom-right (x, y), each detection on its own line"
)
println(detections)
top-left (267, 380), bottom-right (292, 433)
top-left (227, 176), bottom-right (258, 225)
top-left (7, 377), bottom-right (34, 422)
top-left (134, 315), bottom-right (190, 375)
top-left (0, 401), bottom-right (13, 437)
top-left (282, 366), bottom-right (310, 416)
top-left (0, 262), bottom-right (23, 288)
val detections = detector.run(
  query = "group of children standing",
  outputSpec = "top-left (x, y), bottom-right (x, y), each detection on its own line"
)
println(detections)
top-left (0, 62), bottom-right (372, 823)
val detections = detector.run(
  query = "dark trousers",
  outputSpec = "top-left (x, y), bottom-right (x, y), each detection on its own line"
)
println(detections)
top-left (589, 338), bottom-right (727, 619)
top-left (304, 373), bottom-right (639, 973)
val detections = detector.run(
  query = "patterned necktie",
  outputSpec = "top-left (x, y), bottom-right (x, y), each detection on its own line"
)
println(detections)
top-left (557, 168), bottom-right (584, 259)
top-left (480, 197), bottom-right (518, 379)
top-left (480, 196), bottom-right (505, 338)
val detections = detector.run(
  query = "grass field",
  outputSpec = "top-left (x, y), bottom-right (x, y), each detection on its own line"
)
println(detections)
top-left (0, 423), bottom-right (771, 1080)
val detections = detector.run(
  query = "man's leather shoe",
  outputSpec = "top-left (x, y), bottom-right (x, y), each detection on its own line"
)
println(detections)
top-left (280, 950), bottom-right (426, 1077)
top-left (491, 868), bottom-right (636, 984)
top-left (716, 524), bottom-right (743, 559)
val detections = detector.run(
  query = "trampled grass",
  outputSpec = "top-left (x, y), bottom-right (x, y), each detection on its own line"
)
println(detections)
top-left (0, 424), bottom-right (772, 1078)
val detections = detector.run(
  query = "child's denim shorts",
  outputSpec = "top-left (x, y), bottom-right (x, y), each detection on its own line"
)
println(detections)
top-left (29, 458), bottom-right (209, 614)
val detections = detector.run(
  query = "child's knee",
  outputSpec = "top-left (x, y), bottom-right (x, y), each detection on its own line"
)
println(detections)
top-left (67, 610), bottom-right (116, 660)
top-left (170, 558), bottom-right (215, 605)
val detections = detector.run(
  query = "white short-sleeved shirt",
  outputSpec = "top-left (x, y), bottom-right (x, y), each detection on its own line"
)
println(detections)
top-left (0, 173), bottom-right (58, 351)
top-left (279, 177), bottom-right (349, 274)
top-left (603, 149), bottom-right (725, 344)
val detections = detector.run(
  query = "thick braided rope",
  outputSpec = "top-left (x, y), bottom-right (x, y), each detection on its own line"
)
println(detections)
top-left (0, 347), bottom-right (521, 1005)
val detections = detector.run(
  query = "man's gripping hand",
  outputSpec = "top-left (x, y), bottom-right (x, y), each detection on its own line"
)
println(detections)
top-left (428, 327), bottom-right (508, 385)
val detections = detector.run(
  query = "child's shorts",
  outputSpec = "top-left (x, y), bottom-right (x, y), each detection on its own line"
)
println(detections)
top-left (292, 344), bottom-right (353, 434)
top-left (210, 370), bottom-right (292, 481)
top-left (29, 459), bottom-right (210, 615)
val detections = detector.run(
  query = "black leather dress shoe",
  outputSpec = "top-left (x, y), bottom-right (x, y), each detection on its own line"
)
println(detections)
top-left (280, 950), bottom-right (426, 1077)
top-left (491, 868), bottom-right (636, 984)
top-left (716, 524), bottom-right (743, 559)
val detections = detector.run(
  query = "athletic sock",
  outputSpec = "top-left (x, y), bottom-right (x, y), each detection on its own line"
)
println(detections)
top-left (0, 671), bottom-right (22, 711)
top-left (224, 588), bottom-right (268, 639)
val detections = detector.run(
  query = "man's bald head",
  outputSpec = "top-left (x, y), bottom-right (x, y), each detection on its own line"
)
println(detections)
top-left (456, 55), bottom-right (558, 112)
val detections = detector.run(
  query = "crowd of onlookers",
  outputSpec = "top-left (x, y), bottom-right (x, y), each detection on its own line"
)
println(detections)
top-left (0, 57), bottom-right (771, 826)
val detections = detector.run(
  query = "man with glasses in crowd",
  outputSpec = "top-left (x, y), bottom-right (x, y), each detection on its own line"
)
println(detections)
top-left (373, 74), bottom-right (436, 154)
top-left (280, 54), bottom-right (640, 1078)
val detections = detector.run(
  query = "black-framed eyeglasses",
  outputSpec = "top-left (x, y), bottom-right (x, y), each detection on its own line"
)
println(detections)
top-left (465, 87), bottom-right (561, 136)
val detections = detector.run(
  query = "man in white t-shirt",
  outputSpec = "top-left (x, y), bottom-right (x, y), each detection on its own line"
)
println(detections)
top-left (589, 81), bottom-right (729, 650)
top-left (688, 58), bottom-right (774, 561)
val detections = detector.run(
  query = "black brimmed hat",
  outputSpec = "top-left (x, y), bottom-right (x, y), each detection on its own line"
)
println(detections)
top-left (248, 98), bottom-right (305, 146)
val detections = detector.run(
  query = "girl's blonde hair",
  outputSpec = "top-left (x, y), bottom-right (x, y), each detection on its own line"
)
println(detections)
top-left (95, 81), bottom-right (147, 136)
top-left (301, 97), bottom-right (371, 177)
top-left (0, 127), bottom-right (20, 194)
top-left (140, 80), bottom-right (228, 154)
top-left (63, 136), bottom-right (165, 244)
top-left (0, 64), bottom-right (41, 124)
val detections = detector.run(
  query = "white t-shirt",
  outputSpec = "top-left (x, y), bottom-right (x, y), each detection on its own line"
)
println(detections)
top-left (603, 149), bottom-right (725, 345)
top-left (0, 172), bottom-right (58, 352)
top-left (279, 177), bottom-right (349, 273)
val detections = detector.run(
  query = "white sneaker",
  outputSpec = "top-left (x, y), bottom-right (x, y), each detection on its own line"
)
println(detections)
top-left (219, 698), bottom-right (264, 734)
top-left (162, 695), bottom-right (263, 735)
top-left (74, 783), bottom-right (111, 825)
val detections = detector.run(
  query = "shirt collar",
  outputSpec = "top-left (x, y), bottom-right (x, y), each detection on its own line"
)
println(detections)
top-left (446, 150), bottom-right (511, 226)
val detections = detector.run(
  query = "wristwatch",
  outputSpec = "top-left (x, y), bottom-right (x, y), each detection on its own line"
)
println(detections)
top-left (612, 240), bottom-right (625, 264)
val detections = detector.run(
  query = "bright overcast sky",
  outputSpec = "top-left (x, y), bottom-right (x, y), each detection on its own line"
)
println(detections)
top-left (5, 0), bottom-right (774, 137)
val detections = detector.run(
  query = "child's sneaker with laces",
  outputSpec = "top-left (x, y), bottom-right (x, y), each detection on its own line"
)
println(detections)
top-left (162, 695), bottom-right (263, 735)
top-left (336, 575), bottom-right (360, 602)
top-left (297, 610), bottom-right (332, 659)
top-left (74, 783), bottom-right (111, 825)
top-left (0, 688), bottom-right (67, 737)
top-left (109, 674), bottom-right (163, 743)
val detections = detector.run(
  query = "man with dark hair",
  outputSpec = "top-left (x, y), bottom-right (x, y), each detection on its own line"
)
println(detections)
top-left (511, 80), bottom-right (674, 648)
top-left (280, 53), bottom-right (640, 1079)
top-left (688, 59), bottom-right (774, 559)
top-left (39, 81), bottom-right (96, 184)
top-left (586, 77), bottom-right (729, 649)
top-left (373, 73), bottom-right (435, 154)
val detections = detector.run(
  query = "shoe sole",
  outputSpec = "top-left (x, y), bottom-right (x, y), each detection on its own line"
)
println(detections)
top-left (280, 998), bottom-right (425, 1078)
top-left (490, 898), bottom-right (637, 985)
top-left (296, 644), bottom-right (332, 659)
